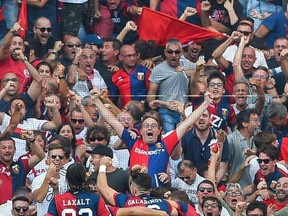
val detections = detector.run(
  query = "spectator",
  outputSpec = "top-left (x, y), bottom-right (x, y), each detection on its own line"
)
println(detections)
top-left (110, 44), bottom-right (151, 108)
top-left (11, 196), bottom-right (30, 216)
top-left (202, 196), bottom-right (223, 216)
top-left (245, 201), bottom-right (267, 216)
top-left (223, 183), bottom-right (245, 214)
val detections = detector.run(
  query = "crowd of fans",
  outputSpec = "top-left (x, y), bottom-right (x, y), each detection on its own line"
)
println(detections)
top-left (0, 0), bottom-right (288, 215)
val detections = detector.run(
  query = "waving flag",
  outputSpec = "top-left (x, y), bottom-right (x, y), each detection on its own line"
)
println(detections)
top-left (18, 0), bottom-right (27, 38)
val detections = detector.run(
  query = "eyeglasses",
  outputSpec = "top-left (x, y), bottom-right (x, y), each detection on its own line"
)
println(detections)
top-left (121, 53), bottom-right (137, 58)
top-left (89, 136), bottom-right (105, 142)
top-left (248, 214), bottom-right (264, 216)
top-left (257, 158), bottom-right (271, 164)
top-left (118, 117), bottom-right (133, 122)
top-left (178, 175), bottom-right (191, 181)
top-left (253, 74), bottom-right (268, 80)
top-left (198, 187), bottom-right (214, 193)
top-left (71, 119), bottom-right (85, 124)
top-left (81, 55), bottom-right (96, 60)
top-left (203, 203), bottom-right (219, 208)
top-left (238, 30), bottom-right (252, 36)
top-left (209, 82), bottom-right (223, 88)
top-left (14, 206), bottom-right (29, 212)
top-left (35, 26), bottom-right (52, 33)
top-left (167, 49), bottom-right (181, 55)
top-left (142, 123), bottom-right (159, 129)
top-left (225, 191), bottom-right (243, 196)
top-left (50, 154), bottom-right (64, 160)
top-left (3, 78), bottom-right (18, 82)
top-left (66, 42), bottom-right (82, 48)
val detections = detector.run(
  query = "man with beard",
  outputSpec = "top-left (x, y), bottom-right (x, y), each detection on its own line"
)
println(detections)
top-left (181, 109), bottom-right (229, 183)
top-left (243, 145), bottom-right (288, 199)
top-left (0, 22), bottom-right (42, 93)
top-left (67, 46), bottom-right (107, 98)
top-left (183, 42), bottom-right (204, 64)
top-left (111, 44), bottom-right (150, 108)
top-left (263, 177), bottom-right (288, 212)
top-left (227, 109), bottom-right (260, 187)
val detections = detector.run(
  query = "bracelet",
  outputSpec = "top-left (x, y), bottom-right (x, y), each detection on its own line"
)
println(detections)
top-left (49, 49), bottom-right (58, 55)
top-left (99, 165), bottom-right (106, 173)
top-left (58, 75), bottom-right (65, 80)
top-left (72, 62), bottom-right (78, 66)
top-left (266, 86), bottom-right (275, 90)
top-left (22, 56), bottom-right (28, 62)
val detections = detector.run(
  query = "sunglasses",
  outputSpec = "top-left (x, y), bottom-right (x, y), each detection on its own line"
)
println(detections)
top-left (51, 154), bottom-right (64, 160)
top-left (14, 206), bottom-right (29, 212)
top-left (35, 26), bottom-right (52, 33)
top-left (257, 159), bottom-right (271, 164)
top-left (199, 187), bottom-right (213, 193)
top-left (71, 119), bottom-right (85, 124)
top-left (89, 136), bottom-right (105, 142)
top-left (238, 30), bottom-right (252, 36)
top-left (167, 49), bottom-right (181, 54)
top-left (66, 43), bottom-right (82, 48)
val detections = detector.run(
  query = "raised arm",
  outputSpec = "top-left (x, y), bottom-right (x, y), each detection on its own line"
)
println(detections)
top-left (67, 47), bottom-right (82, 87)
top-left (249, 78), bottom-right (265, 115)
top-left (190, 59), bottom-right (205, 96)
top-left (201, 0), bottom-right (212, 28)
top-left (280, 49), bottom-right (288, 80)
top-left (41, 97), bottom-right (62, 130)
top-left (224, 0), bottom-right (238, 26)
top-left (176, 92), bottom-right (212, 139)
top-left (179, 7), bottom-right (197, 21)
top-left (97, 156), bottom-right (118, 206)
top-left (147, 82), bottom-right (159, 105)
top-left (91, 89), bottom-right (124, 137)
top-left (116, 21), bottom-right (137, 42)
top-left (74, 95), bottom-right (94, 128)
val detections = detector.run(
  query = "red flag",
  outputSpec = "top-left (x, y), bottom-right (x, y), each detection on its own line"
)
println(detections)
top-left (18, 0), bottom-right (27, 38)
top-left (137, 7), bottom-right (224, 46)
top-left (0, 5), bottom-right (6, 21)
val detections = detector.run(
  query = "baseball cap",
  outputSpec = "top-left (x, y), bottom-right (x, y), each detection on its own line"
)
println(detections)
top-left (86, 144), bottom-right (113, 158)
top-left (82, 34), bottom-right (103, 46)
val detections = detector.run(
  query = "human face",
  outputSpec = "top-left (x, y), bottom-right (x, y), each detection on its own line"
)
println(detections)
top-left (101, 41), bottom-right (118, 63)
top-left (107, 0), bottom-right (121, 10)
top-left (257, 153), bottom-right (276, 176)
top-left (268, 116), bottom-right (286, 128)
top-left (195, 110), bottom-right (210, 131)
top-left (178, 167), bottom-right (197, 185)
top-left (247, 113), bottom-right (260, 134)
top-left (241, 47), bottom-right (256, 72)
top-left (197, 183), bottom-right (215, 204)
top-left (70, 111), bottom-right (85, 135)
top-left (202, 200), bottom-right (221, 216)
top-left (237, 25), bottom-right (253, 41)
top-left (208, 78), bottom-right (225, 101)
top-left (187, 42), bottom-right (202, 62)
top-left (47, 148), bottom-right (65, 170)
top-left (10, 36), bottom-right (25, 59)
top-left (165, 44), bottom-right (182, 68)
top-left (118, 112), bottom-right (134, 129)
top-left (79, 48), bottom-right (96, 74)
top-left (88, 133), bottom-right (107, 147)
top-left (64, 37), bottom-right (81, 61)
top-left (84, 98), bottom-right (98, 120)
top-left (89, 154), bottom-right (102, 171)
top-left (252, 69), bottom-right (268, 89)
top-left (0, 140), bottom-right (15, 165)
top-left (33, 18), bottom-right (52, 45)
top-left (276, 177), bottom-right (288, 201)
top-left (38, 65), bottom-right (52, 78)
top-left (59, 125), bottom-right (74, 141)
top-left (12, 200), bottom-right (29, 216)
top-left (2, 73), bottom-right (20, 96)
top-left (9, 99), bottom-right (26, 121)
top-left (119, 45), bottom-right (137, 69)
top-left (274, 39), bottom-right (288, 63)
top-left (49, 95), bottom-right (61, 110)
top-left (224, 186), bottom-right (244, 210)
top-left (247, 208), bottom-right (264, 216)
top-left (140, 118), bottom-right (161, 144)
top-left (234, 83), bottom-right (249, 106)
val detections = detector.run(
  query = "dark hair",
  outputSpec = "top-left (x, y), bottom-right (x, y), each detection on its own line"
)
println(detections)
top-left (202, 196), bottom-right (222, 211)
top-left (197, 180), bottom-right (215, 192)
top-left (254, 131), bottom-right (277, 149)
top-left (203, 66), bottom-right (219, 76)
top-left (66, 163), bottom-right (88, 192)
top-left (56, 122), bottom-right (77, 146)
top-left (256, 144), bottom-right (279, 160)
top-left (246, 201), bottom-right (267, 216)
top-left (12, 196), bottom-right (29, 205)
top-left (130, 170), bottom-right (152, 191)
top-left (36, 61), bottom-right (53, 75)
top-left (134, 39), bottom-right (157, 60)
top-left (8, 96), bottom-right (26, 111)
top-left (49, 135), bottom-right (72, 159)
top-left (48, 143), bottom-right (65, 153)
top-left (86, 125), bottom-right (110, 144)
top-left (170, 190), bottom-right (191, 205)
top-left (141, 110), bottom-right (163, 128)
top-left (70, 106), bottom-right (82, 116)
top-left (236, 109), bottom-right (258, 130)
top-left (150, 187), bottom-right (169, 199)
top-left (124, 101), bottom-right (145, 122)
top-left (0, 133), bottom-right (15, 146)
top-left (177, 160), bottom-right (195, 173)
top-left (26, 131), bottom-right (48, 152)
top-left (102, 37), bottom-right (122, 51)
top-left (207, 72), bottom-right (225, 88)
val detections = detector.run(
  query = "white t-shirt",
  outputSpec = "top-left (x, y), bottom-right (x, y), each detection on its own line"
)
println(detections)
top-left (31, 170), bottom-right (68, 216)
top-left (1, 113), bottom-right (48, 160)
top-left (172, 174), bottom-right (205, 204)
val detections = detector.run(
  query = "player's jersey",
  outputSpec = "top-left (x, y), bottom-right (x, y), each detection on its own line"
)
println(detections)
top-left (47, 190), bottom-right (110, 216)
top-left (121, 129), bottom-right (179, 187)
top-left (177, 201), bottom-right (198, 216)
top-left (114, 193), bottom-right (172, 215)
